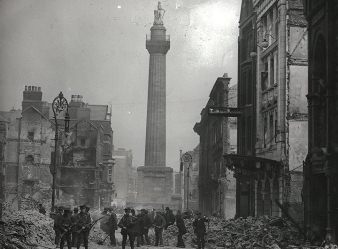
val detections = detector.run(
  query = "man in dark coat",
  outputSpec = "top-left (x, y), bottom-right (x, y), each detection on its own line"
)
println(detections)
top-left (164, 207), bottom-right (175, 229)
top-left (59, 207), bottom-right (72, 249)
top-left (118, 207), bottom-right (136, 249)
top-left (192, 211), bottom-right (209, 249)
top-left (76, 205), bottom-right (91, 249)
top-left (175, 210), bottom-right (186, 248)
top-left (107, 207), bottom-right (118, 246)
top-left (141, 209), bottom-right (152, 245)
top-left (134, 210), bottom-right (144, 247)
top-left (153, 210), bottom-right (166, 246)
top-left (71, 207), bottom-right (79, 247)
top-left (53, 206), bottom-right (63, 246)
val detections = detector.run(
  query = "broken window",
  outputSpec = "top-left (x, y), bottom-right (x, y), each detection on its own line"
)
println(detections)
top-left (25, 155), bottom-right (34, 164)
top-left (270, 56), bottom-right (274, 86)
top-left (269, 114), bottom-right (274, 146)
top-left (27, 131), bottom-right (34, 141)
top-left (80, 138), bottom-right (86, 146)
top-left (261, 61), bottom-right (269, 90)
top-left (263, 116), bottom-right (267, 148)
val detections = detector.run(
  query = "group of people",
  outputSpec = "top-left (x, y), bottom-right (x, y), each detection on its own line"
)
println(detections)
top-left (112, 207), bottom-right (209, 249)
top-left (52, 204), bottom-right (209, 249)
top-left (53, 205), bottom-right (92, 249)
top-left (114, 207), bottom-right (175, 249)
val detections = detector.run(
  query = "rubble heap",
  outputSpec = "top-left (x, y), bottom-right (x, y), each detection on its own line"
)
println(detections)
top-left (163, 216), bottom-right (305, 249)
top-left (0, 209), bottom-right (54, 249)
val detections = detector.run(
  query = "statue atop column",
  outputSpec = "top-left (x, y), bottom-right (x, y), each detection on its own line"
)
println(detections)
top-left (154, 1), bottom-right (165, 25)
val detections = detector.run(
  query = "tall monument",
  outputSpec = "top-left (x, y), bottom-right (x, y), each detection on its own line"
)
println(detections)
top-left (136, 2), bottom-right (173, 208)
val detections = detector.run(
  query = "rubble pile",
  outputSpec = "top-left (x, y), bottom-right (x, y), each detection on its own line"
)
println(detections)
top-left (89, 225), bottom-right (107, 244)
top-left (0, 209), bottom-right (54, 249)
top-left (162, 216), bottom-right (305, 249)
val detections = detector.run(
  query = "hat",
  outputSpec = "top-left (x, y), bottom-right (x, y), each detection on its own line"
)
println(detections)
top-left (63, 207), bottom-right (71, 212)
top-left (165, 207), bottom-right (170, 211)
top-left (79, 205), bottom-right (87, 210)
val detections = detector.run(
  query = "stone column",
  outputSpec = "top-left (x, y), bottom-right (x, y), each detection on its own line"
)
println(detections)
top-left (145, 24), bottom-right (170, 167)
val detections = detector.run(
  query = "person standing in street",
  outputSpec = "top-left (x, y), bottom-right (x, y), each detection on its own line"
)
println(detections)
top-left (175, 210), bottom-right (186, 248)
top-left (133, 210), bottom-right (144, 247)
top-left (141, 209), bottom-right (152, 245)
top-left (153, 210), bottom-right (166, 246)
top-left (108, 207), bottom-right (118, 246)
top-left (53, 206), bottom-right (63, 246)
top-left (192, 211), bottom-right (209, 249)
top-left (71, 207), bottom-right (79, 247)
top-left (164, 207), bottom-right (175, 229)
top-left (118, 207), bottom-right (136, 249)
top-left (76, 205), bottom-right (91, 249)
top-left (59, 207), bottom-right (72, 249)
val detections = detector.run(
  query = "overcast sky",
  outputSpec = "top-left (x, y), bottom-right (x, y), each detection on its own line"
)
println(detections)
top-left (0, 0), bottom-right (240, 170)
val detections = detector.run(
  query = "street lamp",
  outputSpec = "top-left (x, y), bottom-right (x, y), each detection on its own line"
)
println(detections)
top-left (51, 92), bottom-right (70, 212)
top-left (181, 152), bottom-right (192, 211)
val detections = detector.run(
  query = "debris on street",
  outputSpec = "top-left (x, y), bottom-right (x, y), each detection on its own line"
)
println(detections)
top-left (163, 216), bottom-right (305, 249)
top-left (0, 208), bottom-right (54, 249)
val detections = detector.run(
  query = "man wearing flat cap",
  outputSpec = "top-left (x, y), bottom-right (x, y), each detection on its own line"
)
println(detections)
top-left (59, 207), bottom-right (72, 249)
top-left (76, 205), bottom-right (91, 249)
top-left (193, 211), bottom-right (209, 249)
top-left (118, 207), bottom-right (136, 249)
top-left (53, 206), bottom-right (63, 246)
top-left (71, 207), bottom-right (79, 247)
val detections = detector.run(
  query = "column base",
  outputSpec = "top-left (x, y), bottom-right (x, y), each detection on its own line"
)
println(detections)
top-left (134, 166), bottom-right (173, 209)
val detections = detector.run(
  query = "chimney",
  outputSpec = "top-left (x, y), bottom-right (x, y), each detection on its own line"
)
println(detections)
top-left (22, 85), bottom-right (43, 112)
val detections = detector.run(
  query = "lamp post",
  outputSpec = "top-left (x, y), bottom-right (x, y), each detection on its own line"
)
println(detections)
top-left (181, 152), bottom-right (192, 211)
top-left (51, 92), bottom-right (70, 212)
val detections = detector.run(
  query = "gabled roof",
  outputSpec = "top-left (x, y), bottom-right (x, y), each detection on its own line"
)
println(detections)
top-left (22, 105), bottom-right (52, 123)
top-left (70, 119), bottom-right (99, 131)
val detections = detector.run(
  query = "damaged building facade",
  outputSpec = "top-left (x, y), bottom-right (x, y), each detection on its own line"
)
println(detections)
top-left (59, 94), bottom-right (114, 209)
top-left (1, 87), bottom-right (114, 209)
top-left (303, 0), bottom-right (338, 241)
top-left (194, 74), bottom-right (237, 218)
top-left (1, 86), bottom-right (55, 209)
top-left (233, 0), bottom-right (308, 220)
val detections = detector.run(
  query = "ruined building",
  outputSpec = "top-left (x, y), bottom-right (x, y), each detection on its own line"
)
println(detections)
top-left (194, 74), bottom-right (237, 218)
top-left (1, 87), bottom-right (114, 209)
top-left (303, 0), bottom-right (338, 241)
top-left (1, 86), bottom-right (55, 209)
top-left (59, 95), bottom-right (114, 208)
top-left (233, 0), bottom-right (308, 220)
top-left (0, 115), bottom-right (8, 218)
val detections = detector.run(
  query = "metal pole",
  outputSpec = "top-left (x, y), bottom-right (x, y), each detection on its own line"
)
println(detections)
top-left (51, 119), bottom-right (58, 212)
top-left (51, 92), bottom-right (69, 212)
top-left (187, 164), bottom-right (190, 210)
top-left (17, 117), bottom-right (22, 210)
